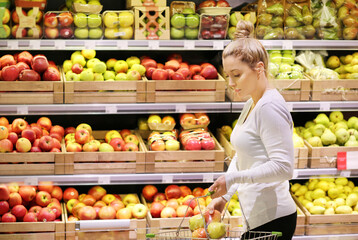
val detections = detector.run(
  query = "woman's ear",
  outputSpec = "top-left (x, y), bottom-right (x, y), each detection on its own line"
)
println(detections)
top-left (255, 61), bottom-right (265, 72)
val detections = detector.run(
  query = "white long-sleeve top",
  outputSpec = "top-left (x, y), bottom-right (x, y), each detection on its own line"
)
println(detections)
top-left (223, 89), bottom-right (296, 230)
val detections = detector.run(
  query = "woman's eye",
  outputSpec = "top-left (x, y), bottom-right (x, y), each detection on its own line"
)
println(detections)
top-left (234, 74), bottom-right (240, 77)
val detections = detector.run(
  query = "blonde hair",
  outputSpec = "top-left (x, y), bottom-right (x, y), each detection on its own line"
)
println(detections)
top-left (223, 21), bottom-right (269, 74)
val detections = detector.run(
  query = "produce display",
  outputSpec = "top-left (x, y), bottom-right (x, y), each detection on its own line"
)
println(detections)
top-left (11, 8), bottom-right (44, 38)
top-left (227, 11), bottom-right (256, 39)
top-left (143, 53), bottom-right (218, 80)
top-left (199, 14), bottom-right (229, 39)
top-left (268, 50), bottom-right (304, 79)
top-left (147, 130), bottom-right (180, 151)
top-left (338, 0), bottom-right (358, 40)
top-left (295, 112), bottom-right (358, 147)
top-left (73, 13), bottom-right (103, 39)
top-left (103, 11), bottom-right (134, 39)
top-left (284, 3), bottom-right (315, 40)
top-left (64, 186), bottom-right (147, 220)
top-left (142, 114), bottom-right (176, 131)
top-left (170, 9), bottom-right (200, 39)
top-left (179, 128), bottom-right (216, 151)
top-left (0, 8), bottom-right (11, 39)
top-left (326, 52), bottom-right (358, 79)
top-left (0, 51), bottom-right (60, 81)
top-left (256, 0), bottom-right (284, 39)
top-left (312, 0), bottom-right (340, 40)
top-left (63, 50), bottom-right (145, 82)
top-left (291, 177), bottom-right (358, 215)
top-left (43, 11), bottom-right (74, 39)
top-left (0, 116), bottom-right (64, 153)
top-left (198, 0), bottom-right (230, 8)
top-left (0, 181), bottom-right (63, 222)
top-left (226, 193), bottom-right (241, 216)
top-left (189, 209), bottom-right (226, 239)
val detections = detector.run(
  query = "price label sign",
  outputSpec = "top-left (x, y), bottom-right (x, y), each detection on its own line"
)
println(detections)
top-left (117, 40), bottom-right (128, 49)
top-left (320, 102), bottom-right (331, 111)
top-left (184, 40), bottom-right (195, 50)
top-left (282, 41), bottom-right (293, 50)
top-left (149, 41), bottom-right (159, 50)
top-left (85, 41), bottom-right (96, 49)
top-left (17, 106), bottom-right (28, 115)
top-left (25, 177), bottom-right (38, 186)
top-left (175, 104), bottom-right (186, 113)
top-left (337, 151), bottom-right (358, 170)
top-left (98, 176), bottom-right (110, 184)
top-left (162, 175), bottom-right (173, 183)
top-left (213, 41), bottom-right (224, 50)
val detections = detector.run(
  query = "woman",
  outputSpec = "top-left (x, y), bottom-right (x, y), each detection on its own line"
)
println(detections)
top-left (207, 20), bottom-right (297, 240)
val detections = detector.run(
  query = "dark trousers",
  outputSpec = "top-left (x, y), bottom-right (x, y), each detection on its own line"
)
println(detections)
top-left (241, 211), bottom-right (297, 240)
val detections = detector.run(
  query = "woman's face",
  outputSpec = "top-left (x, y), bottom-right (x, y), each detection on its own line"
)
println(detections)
top-left (223, 55), bottom-right (259, 100)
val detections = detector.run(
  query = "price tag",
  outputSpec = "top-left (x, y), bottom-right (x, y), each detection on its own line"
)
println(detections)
top-left (184, 40), bottom-right (195, 50)
top-left (30, 41), bottom-right (40, 49)
top-left (117, 40), bottom-right (128, 49)
top-left (17, 106), bottom-right (28, 114)
top-left (55, 41), bottom-right (65, 49)
top-left (320, 102), bottom-right (330, 111)
top-left (203, 174), bottom-right (214, 183)
top-left (286, 102), bottom-right (293, 111)
top-left (175, 104), bottom-right (186, 113)
top-left (282, 41), bottom-right (293, 50)
top-left (8, 41), bottom-right (18, 49)
top-left (105, 105), bottom-right (117, 114)
top-left (149, 41), bottom-right (159, 49)
top-left (98, 176), bottom-right (110, 184)
top-left (340, 170), bottom-right (351, 177)
top-left (25, 177), bottom-right (38, 186)
top-left (337, 151), bottom-right (358, 170)
top-left (162, 175), bottom-right (173, 183)
top-left (85, 40), bottom-right (96, 49)
top-left (213, 41), bottom-right (224, 50)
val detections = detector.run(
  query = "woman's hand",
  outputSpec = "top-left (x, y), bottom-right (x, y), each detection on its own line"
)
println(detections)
top-left (206, 196), bottom-right (227, 215)
top-left (208, 175), bottom-right (227, 199)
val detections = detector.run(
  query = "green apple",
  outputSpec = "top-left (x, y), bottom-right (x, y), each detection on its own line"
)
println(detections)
top-left (170, 27), bottom-right (185, 39)
top-left (66, 0), bottom-right (73, 9)
top-left (87, 58), bottom-right (100, 69)
top-left (104, 28), bottom-right (119, 39)
top-left (127, 70), bottom-right (141, 80)
top-left (269, 52), bottom-right (282, 65)
top-left (74, 0), bottom-right (86, 3)
top-left (74, 13), bottom-right (87, 28)
top-left (89, 28), bottom-right (103, 39)
top-left (80, 69), bottom-right (94, 81)
top-left (292, 64), bottom-right (304, 72)
top-left (74, 27), bottom-right (89, 39)
top-left (118, 26), bottom-right (133, 39)
top-left (227, 26), bottom-right (236, 39)
top-left (279, 63), bottom-right (292, 73)
top-left (63, 60), bottom-right (73, 73)
top-left (207, 222), bottom-right (226, 239)
top-left (185, 14), bottom-right (199, 28)
top-left (104, 12), bottom-right (118, 28)
top-left (282, 53), bottom-right (295, 65)
top-left (99, 143), bottom-right (114, 152)
top-left (115, 72), bottom-right (127, 80)
top-left (130, 64), bottom-right (146, 76)
top-left (106, 59), bottom-right (117, 70)
top-left (183, 8), bottom-right (195, 14)
top-left (72, 54), bottom-right (86, 67)
top-left (103, 71), bottom-right (116, 80)
top-left (93, 61), bottom-right (107, 74)
top-left (88, 0), bottom-right (101, 5)
top-left (114, 60), bottom-right (128, 73)
top-left (276, 72), bottom-right (290, 79)
top-left (171, 13), bottom-right (185, 28)
top-left (156, 30), bottom-right (162, 37)
top-left (165, 139), bottom-right (180, 151)
top-left (184, 28), bottom-right (198, 39)
top-left (118, 11), bottom-right (134, 28)
top-left (268, 62), bottom-right (279, 77)
top-left (71, 51), bottom-right (82, 62)
top-left (94, 73), bottom-right (104, 81)
top-left (81, 49), bottom-right (96, 59)
top-left (88, 14), bottom-right (102, 28)
top-left (289, 71), bottom-right (303, 79)
top-left (66, 71), bottom-right (80, 81)
top-left (126, 56), bottom-right (140, 68)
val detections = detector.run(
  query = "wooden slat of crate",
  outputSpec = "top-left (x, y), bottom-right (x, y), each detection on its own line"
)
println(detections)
top-left (295, 207), bottom-right (305, 236)
top-left (305, 140), bottom-right (358, 168)
top-left (146, 75), bottom-right (226, 102)
top-left (127, 0), bottom-right (166, 8)
top-left (65, 194), bottom-right (145, 240)
top-left (216, 128), bottom-right (235, 160)
top-left (142, 131), bottom-right (225, 173)
top-left (0, 203), bottom-right (65, 240)
top-left (294, 146), bottom-right (308, 169)
top-left (293, 195), bottom-right (358, 235)
top-left (311, 79), bottom-right (358, 101)
top-left (0, 81), bottom-right (63, 104)
top-left (64, 80), bottom-right (146, 103)
top-left (64, 131), bottom-right (145, 174)
top-left (0, 152), bottom-right (64, 175)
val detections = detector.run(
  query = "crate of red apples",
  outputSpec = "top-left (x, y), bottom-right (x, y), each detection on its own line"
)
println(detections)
top-left (144, 53), bottom-right (225, 102)
top-left (0, 181), bottom-right (65, 240)
top-left (0, 51), bottom-right (63, 104)
top-left (0, 116), bottom-right (66, 175)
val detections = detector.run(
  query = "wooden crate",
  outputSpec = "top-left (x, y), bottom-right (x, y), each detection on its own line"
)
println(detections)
top-left (64, 77), bottom-right (146, 104)
top-left (63, 131), bottom-right (146, 174)
top-left (141, 194), bottom-right (229, 234)
top-left (295, 207), bottom-right (306, 236)
top-left (0, 80), bottom-right (63, 104)
top-left (311, 79), bottom-right (358, 101)
top-left (305, 140), bottom-right (358, 168)
top-left (0, 151), bottom-right (65, 175)
top-left (134, 6), bottom-right (170, 40)
top-left (146, 75), bottom-right (226, 103)
top-left (293, 195), bottom-right (358, 235)
top-left (65, 194), bottom-right (146, 240)
top-left (294, 145), bottom-right (309, 169)
top-left (0, 203), bottom-right (65, 240)
top-left (127, 0), bottom-right (166, 8)
top-left (141, 131), bottom-right (225, 173)
top-left (216, 129), bottom-right (235, 160)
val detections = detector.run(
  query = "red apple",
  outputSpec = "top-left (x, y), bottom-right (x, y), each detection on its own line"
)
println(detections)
top-left (176, 67), bottom-right (191, 79)
top-left (19, 69), bottom-right (41, 81)
top-left (58, 12), bottom-right (73, 27)
top-left (2, 65), bottom-right (19, 81)
top-left (201, 30), bottom-right (212, 39)
top-left (66, 142), bottom-right (82, 152)
top-left (31, 146), bottom-right (42, 152)
top-left (93, 200), bottom-right (106, 208)
top-left (60, 27), bottom-right (73, 39)
top-left (52, 138), bottom-right (61, 150)
top-left (82, 194), bottom-right (96, 206)
top-left (50, 186), bottom-right (63, 201)
top-left (171, 72), bottom-right (185, 80)
top-left (19, 185), bottom-right (36, 202)
top-left (166, 199), bottom-right (179, 210)
top-left (37, 207), bottom-right (56, 222)
top-left (165, 60), bottom-right (180, 71)
top-left (150, 201), bottom-right (165, 218)
top-left (152, 68), bottom-right (169, 80)
top-left (167, 53), bottom-right (182, 63)
top-left (16, 62), bottom-right (30, 74)
top-left (11, 204), bottom-right (27, 219)
top-left (63, 187), bottom-right (79, 202)
top-left (141, 58), bottom-right (157, 69)
top-left (78, 206), bottom-right (96, 220)
top-left (18, 51), bottom-right (33, 66)
top-left (217, 0), bottom-right (230, 7)
top-left (75, 129), bottom-right (90, 145)
top-left (0, 54), bottom-right (16, 68)
top-left (38, 181), bottom-right (54, 193)
top-left (29, 206), bottom-right (42, 217)
top-left (185, 137), bottom-right (201, 150)
top-left (39, 136), bottom-right (54, 152)
top-left (48, 202), bottom-right (62, 218)
top-left (193, 75), bottom-right (205, 80)
top-left (123, 142), bottom-right (139, 151)
top-left (43, 67), bottom-right (60, 81)
top-left (36, 191), bottom-right (52, 207)
top-left (32, 55), bottom-right (49, 74)
top-left (180, 62), bottom-right (189, 69)
top-left (7, 132), bottom-right (18, 146)
top-left (180, 186), bottom-right (192, 197)
top-left (44, 12), bottom-right (58, 28)
top-left (21, 128), bottom-right (36, 143)
top-left (142, 185), bottom-right (158, 202)
top-left (37, 117), bottom-right (52, 131)
top-left (23, 212), bottom-right (37, 222)
top-left (145, 67), bottom-right (156, 79)
top-left (165, 185), bottom-right (182, 199)
top-left (65, 127), bottom-right (76, 135)
top-left (204, 209), bottom-right (221, 224)
top-left (12, 9), bottom-right (26, 24)
top-left (160, 206), bottom-right (177, 218)
top-left (109, 137), bottom-right (125, 151)
top-left (88, 186), bottom-right (107, 201)
top-left (0, 138), bottom-right (13, 153)
top-left (180, 113), bottom-right (196, 127)
top-left (2, 212), bottom-right (16, 222)
top-left (110, 199), bottom-right (124, 212)
top-left (192, 187), bottom-right (205, 198)
top-left (201, 137), bottom-right (215, 150)
top-left (153, 192), bottom-right (166, 202)
top-left (99, 206), bottom-right (116, 219)
top-left (177, 205), bottom-right (193, 217)
top-left (71, 63), bottom-right (83, 74)
top-left (0, 201), bottom-right (9, 215)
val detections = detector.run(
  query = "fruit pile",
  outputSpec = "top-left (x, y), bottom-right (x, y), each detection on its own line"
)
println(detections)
top-left (338, 0), bottom-right (358, 40)
top-left (291, 177), bottom-right (358, 215)
top-left (179, 128), bottom-right (216, 151)
top-left (170, 10), bottom-right (200, 39)
top-left (64, 186), bottom-right (147, 220)
top-left (295, 112), bottom-right (358, 147)
top-left (103, 11), bottom-right (134, 39)
top-left (189, 210), bottom-right (226, 239)
top-left (284, 3), bottom-right (315, 40)
top-left (1, 8), bottom-right (10, 39)
top-left (0, 116), bottom-right (63, 153)
top-left (312, 0), bottom-right (339, 40)
top-left (180, 113), bottom-right (210, 129)
top-left (0, 182), bottom-right (63, 222)
top-left (268, 50), bottom-right (304, 79)
top-left (63, 50), bottom-right (145, 82)
top-left (228, 11), bottom-right (256, 39)
top-left (43, 12), bottom-right (74, 39)
top-left (147, 130), bottom-right (180, 151)
top-left (326, 52), bottom-right (358, 79)
top-left (226, 193), bottom-right (241, 216)
top-left (73, 13), bottom-right (103, 39)
top-left (198, 0), bottom-right (230, 8)
top-left (256, 2), bottom-right (284, 40)
top-left (143, 54), bottom-right (218, 80)
top-left (200, 14), bottom-right (229, 39)
top-left (11, 9), bottom-right (44, 38)
top-left (0, 52), bottom-right (60, 81)
top-left (65, 123), bottom-right (139, 152)
top-left (142, 185), bottom-right (213, 218)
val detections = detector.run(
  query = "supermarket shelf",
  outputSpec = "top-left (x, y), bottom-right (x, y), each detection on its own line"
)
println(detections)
top-left (293, 234), bottom-right (358, 240)
top-left (0, 39), bottom-right (357, 51)
top-left (0, 169), bottom-right (357, 185)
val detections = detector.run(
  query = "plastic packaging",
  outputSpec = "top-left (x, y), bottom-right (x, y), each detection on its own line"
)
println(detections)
top-left (73, 13), bottom-right (103, 39)
top-left (179, 128), bottom-right (216, 150)
top-left (179, 113), bottom-right (210, 130)
top-left (102, 11), bottom-right (134, 39)
top-left (268, 50), bottom-right (304, 79)
top-left (312, 0), bottom-right (340, 40)
top-left (0, 6), bottom-right (10, 39)
top-left (170, 11), bottom-right (200, 40)
top-left (199, 13), bottom-right (229, 39)
top-left (147, 130), bottom-right (180, 151)
top-left (284, 2), bottom-right (315, 39)
top-left (43, 11), bottom-right (74, 39)
top-left (256, 0), bottom-right (284, 39)
top-left (337, 0), bottom-right (358, 40)
top-left (227, 11), bottom-right (256, 39)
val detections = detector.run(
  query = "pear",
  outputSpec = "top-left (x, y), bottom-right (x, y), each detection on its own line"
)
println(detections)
top-left (295, 185), bottom-right (308, 196)
top-left (348, 129), bottom-right (358, 139)
top-left (348, 181), bottom-right (355, 189)
top-left (309, 206), bottom-right (325, 214)
top-left (328, 187), bottom-right (340, 199)
top-left (315, 181), bottom-right (330, 192)
top-left (271, 16), bottom-right (283, 27)
top-left (293, 133), bottom-right (305, 148)
top-left (264, 28), bottom-right (284, 40)
top-left (336, 177), bottom-right (348, 186)
top-left (291, 183), bottom-right (301, 192)
top-left (324, 207), bottom-right (335, 215)
top-left (288, 5), bottom-right (303, 22)
top-left (331, 122), bottom-right (349, 133)
top-left (302, 129), bottom-right (313, 140)
top-left (302, 5), bottom-right (313, 25)
top-left (347, 116), bottom-right (358, 129)
top-left (345, 136), bottom-right (358, 147)
top-left (334, 198), bottom-right (346, 207)
top-left (308, 181), bottom-right (317, 191)
top-left (308, 136), bottom-right (323, 147)
top-left (258, 13), bottom-right (273, 26)
top-left (302, 25), bottom-right (316, 39)
top-left (346, 193), bottom-right (358, 207)
top-left (311, 188), bottom-right (325, 200)
top-left (335, 128), bottom-right (350, 145)
top-left (304, 201), bottom-right (314, 210)
top-left (336, 206), bottom-right (353, 214)
top-left (266, 3), bottom-right (284, 16)
top-left (326, 56), bottom-right (341, 69)
top-left (326, 201), bottom-right (336, 209)
top-left (285, 16), bottom-right (300, 28)
top-left (256, 25), bottom-right (273, 39)
top-left (314, 113), bottom-right (330, 127)
top-left (321, 129), bottom-right (337, 146)
top-left (313, 198), bottom-right (327, 207)
top-left (305, 121), bottom-right (315, 128)
top-left (305, 191), bottom-right (313, 201)
top-left (311, 124), bottom-right (326, 137)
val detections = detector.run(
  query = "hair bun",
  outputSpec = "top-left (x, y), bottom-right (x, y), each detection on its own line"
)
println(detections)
top-left (234, 20), bottom-right (254, 39)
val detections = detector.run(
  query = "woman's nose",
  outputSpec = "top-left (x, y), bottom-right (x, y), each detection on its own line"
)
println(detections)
top-left (228, 77), bottom-right (235, 88)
